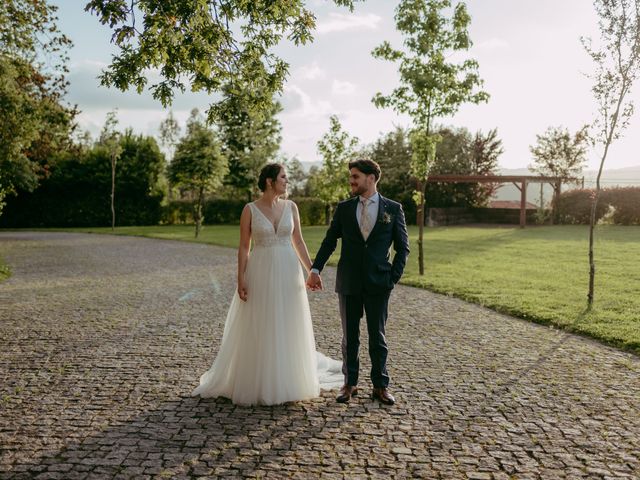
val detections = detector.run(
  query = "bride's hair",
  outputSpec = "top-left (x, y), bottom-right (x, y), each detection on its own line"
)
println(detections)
top-left (258, 163), bottom-right (284, 192)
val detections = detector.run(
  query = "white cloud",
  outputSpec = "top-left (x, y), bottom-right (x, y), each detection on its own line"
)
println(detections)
top-left (316, 12), bottom-right (381, 35)
top-left (295, 62), bottom-right (326, 81)
top-left (332, 79), bottom-right (357, 96)
top-left (281, 84), bottom-right (334, 118)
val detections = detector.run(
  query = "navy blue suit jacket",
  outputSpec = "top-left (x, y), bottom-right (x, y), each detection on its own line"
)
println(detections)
top-left (312, 195), bottom-right (410, 295)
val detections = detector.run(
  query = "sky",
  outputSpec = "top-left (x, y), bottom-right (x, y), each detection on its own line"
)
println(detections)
top-left (52, 0), bottom-right (640, 171)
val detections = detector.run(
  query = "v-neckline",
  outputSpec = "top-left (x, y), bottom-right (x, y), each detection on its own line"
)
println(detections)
top-left (253, 200), bottom-right (287, 235)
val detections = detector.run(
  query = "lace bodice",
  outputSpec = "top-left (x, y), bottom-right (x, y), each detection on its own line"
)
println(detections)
top-left (249, 200), bottom-right (293, 248)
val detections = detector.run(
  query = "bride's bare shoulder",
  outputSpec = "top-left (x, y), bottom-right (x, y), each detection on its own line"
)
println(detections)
top-left (288, 199), bottom-right (299, 210)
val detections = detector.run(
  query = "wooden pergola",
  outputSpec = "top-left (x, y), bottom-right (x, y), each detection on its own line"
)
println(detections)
top-left (426, 174), bottom-right (571, 228)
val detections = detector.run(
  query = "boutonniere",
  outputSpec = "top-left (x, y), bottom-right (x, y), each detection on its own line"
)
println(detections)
top-left (382, 212), bottom-right (393, 224)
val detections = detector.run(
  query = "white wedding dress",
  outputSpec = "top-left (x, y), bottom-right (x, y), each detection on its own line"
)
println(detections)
top-left (192, 200), bottom-right (343, 405)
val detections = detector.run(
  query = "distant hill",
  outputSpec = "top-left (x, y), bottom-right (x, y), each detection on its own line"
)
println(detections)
top-left (493, 166), bottom-right (640, 204)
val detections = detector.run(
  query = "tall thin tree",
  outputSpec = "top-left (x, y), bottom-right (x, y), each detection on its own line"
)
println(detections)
top-left (372, 0), bottom-right (488, 275)
top-left (582, 0), bottom-right (640, 306)
top-left (99, 111), bottom-right (122, 231)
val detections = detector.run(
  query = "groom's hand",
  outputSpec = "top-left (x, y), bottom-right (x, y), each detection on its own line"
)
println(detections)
top-left (306, 272), bottom-right (323, 291)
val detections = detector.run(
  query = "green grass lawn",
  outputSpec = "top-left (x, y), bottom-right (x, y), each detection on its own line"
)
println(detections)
top-left (23, 224), bottom-right (640, 354)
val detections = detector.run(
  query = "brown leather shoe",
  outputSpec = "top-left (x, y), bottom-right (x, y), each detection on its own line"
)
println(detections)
top-left (336, 385), bottom-right (358, 403)
top-left (371, 387), bottom-right (395, 405)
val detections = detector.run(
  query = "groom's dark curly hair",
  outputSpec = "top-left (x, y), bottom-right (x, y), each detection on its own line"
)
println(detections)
top-left (349, 158), bottom-right (381, 181)
top-left (258, 163), bottom-right (284, 192)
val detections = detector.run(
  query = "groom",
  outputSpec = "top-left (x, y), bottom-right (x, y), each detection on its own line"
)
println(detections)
top-left (307, 158), bottom-right (409, 405)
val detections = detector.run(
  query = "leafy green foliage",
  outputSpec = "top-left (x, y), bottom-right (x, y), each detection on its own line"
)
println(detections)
top-left (84, 0), bottom-right (360, 121)
top-left (281, 156), bottom-right (307, 197)
top-left (0, 132), bottom-right (167, 227)
top-left (218, 85), bottom-right (282, 201)
top-left (428, 126), bottom-right (502, 207)
top-left (315, 115), bottom-right (359, 216)
top-left (371, 0), bottom-right (488, 274)
top-left (529, 125), bottom-right (588, 183)
top-left (362, 126), bottom-right (503, 222)
top-left (367, 127), bottom-right (416, 221)
top-left (158, 110), bottom-right (181, 162)
top-left (372, 0), bottom-right (488, 130)
top-left (0, 0), bottom-right (76, 214)
top-left (168, 109), bottom-right (228, 237)
top-left (557, 187), bottom-right (640, 225)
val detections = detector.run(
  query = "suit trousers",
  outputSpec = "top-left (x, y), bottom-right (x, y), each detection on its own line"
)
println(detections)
top-left (338, 292), bottom-right (390, 388)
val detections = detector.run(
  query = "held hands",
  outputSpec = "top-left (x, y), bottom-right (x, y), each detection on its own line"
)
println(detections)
top-left (306, 271), bottom-right (323, 291)
top-left (237, 279), bottom-right (248, 302)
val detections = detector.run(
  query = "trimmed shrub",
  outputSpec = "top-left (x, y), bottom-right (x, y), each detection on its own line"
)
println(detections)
top-left (203, 198), bottom-right (246, 224)
top-left (607, 187), bottom-right (640, 225)
top-left (291, 197), bottom-right (325, 226)
top-left (556, 187), bottom-right (640, 225)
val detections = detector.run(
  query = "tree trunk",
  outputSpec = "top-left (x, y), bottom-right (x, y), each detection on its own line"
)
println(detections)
top-left (417, 180), bottom-right (425, 275)
top-left (588, 152), bottom-right (607, 307)
top-left (587, 77), bottom-right (627, 307)
top-left (194, 186), bottom-right (204, 238)
top-left (110, 155), bottom-right (116, 231)
top-left (587, 191), bottom-right (598, 306)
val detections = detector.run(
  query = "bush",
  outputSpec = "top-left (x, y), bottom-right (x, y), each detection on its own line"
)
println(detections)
top-left (162, 198), bottom-right (245, 225)
top-left (556, 187), bottom-right (640, 225)
top-left (203, 198), bottom-right (246, 224)
top-left (162, 196), bottom-right (327, 226)
top-left (0, 133), bottom-right (167, 228)
top-left (291, 197), bottom-right (325, 225)
top-left (607, 187), bottom-right (640, 225)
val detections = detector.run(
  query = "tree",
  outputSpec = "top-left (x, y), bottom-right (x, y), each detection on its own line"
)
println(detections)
top-left (368, 127), bottom-right (415, 214)
top-left (428, 127), bottom-right (502, 208)
top-left (159, 110), bottom-right (181, 162)
top-left (84, 0), bottom-right (359, 122)
top-left (469, 128), bottom-right (503, 204)
top-left (0, 0), bottom-right (76, 215)
top-left (372, 0), bottom-right (489, 275)
top-left (583, 0), bottom-right (640, 307)
top-left (0, 132), bottom-right (167, 228)
top-left (315, 115), bottom-right (359, 223)
top-left (168, 109), bottom-right (227, 238)
top-left (98, 111), bottom-right (122, 231)
top-left (219, 85), bottom-right (282, 201)
top-left (158, 110), bottom-right (181, 200)
top-left (529, 125), bottom-right (588, 215)
top-left (281, 155), bottom-right (307, 197)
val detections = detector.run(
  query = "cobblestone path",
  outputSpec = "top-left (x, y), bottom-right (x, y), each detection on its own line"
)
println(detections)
top-left (1, 232), bottom-right (639, 479)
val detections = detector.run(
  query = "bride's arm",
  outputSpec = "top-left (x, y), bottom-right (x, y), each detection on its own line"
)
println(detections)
top-left (237, 204), bottom-right (252, 301)
top-left (290, 201), bottom-right (313, 274)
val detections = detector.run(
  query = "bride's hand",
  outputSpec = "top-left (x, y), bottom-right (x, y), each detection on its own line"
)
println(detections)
top-left (238, 280), bottom-right (248, 301)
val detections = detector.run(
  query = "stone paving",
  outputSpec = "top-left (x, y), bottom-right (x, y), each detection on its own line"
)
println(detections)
top-left (0, 231), bottom-right (639, 480)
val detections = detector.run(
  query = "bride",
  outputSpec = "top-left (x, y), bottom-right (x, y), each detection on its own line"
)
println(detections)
top-left (192, 163), bottom-right (342, 405)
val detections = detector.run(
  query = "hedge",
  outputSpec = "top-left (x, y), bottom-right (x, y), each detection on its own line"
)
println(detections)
top-left (556, 187), bottom-right (640, 225)
top-left (161, 196), bottom-right (327, 226)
